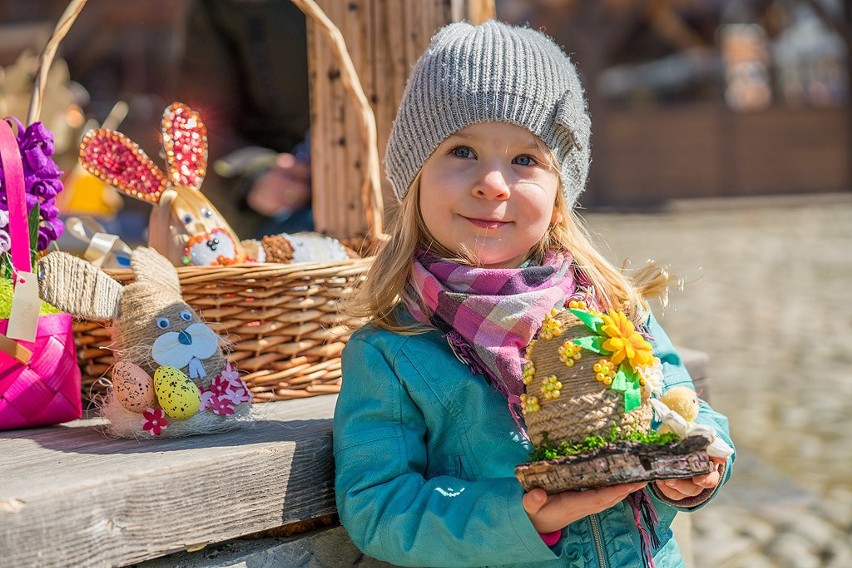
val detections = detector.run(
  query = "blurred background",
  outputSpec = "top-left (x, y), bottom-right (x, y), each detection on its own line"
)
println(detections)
top-left (1, 1), bottom-right (849, 566)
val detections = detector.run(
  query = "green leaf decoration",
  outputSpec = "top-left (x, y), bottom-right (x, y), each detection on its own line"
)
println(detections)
top-left (624, 382), bottom-right (642, 413)
top-left (27, 203), bottom-right (40, 251)
top-left (0, 254), bottom-right (13, 280)
top-left (621, 365), bottom-right (639, 383)
top-left (611, 367), bottom-right (629, 392)
top-left (568, 308), bottom-right (604, 334)
top-left (572, 335), bottom-right (609, 355)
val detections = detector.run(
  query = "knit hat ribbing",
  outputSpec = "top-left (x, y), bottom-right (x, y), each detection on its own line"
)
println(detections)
top-left (384, 20), bottom-right (591, 207)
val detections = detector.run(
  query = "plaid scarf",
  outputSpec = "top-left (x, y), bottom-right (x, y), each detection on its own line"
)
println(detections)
top-left (404, 250), bottom-right (576, 403)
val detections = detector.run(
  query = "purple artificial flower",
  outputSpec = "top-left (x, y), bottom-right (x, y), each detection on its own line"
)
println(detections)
top-left (0, 117), bottom-right (65, 251)
top-left (0, 210), bottom-right (9, 254)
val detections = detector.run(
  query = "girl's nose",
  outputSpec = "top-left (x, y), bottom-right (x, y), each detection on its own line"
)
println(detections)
top-left (472, 167), bottom-right (510, 200)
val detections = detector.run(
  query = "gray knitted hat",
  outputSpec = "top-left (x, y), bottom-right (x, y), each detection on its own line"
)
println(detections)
top-left (384, 20), bottom-right (591, 207)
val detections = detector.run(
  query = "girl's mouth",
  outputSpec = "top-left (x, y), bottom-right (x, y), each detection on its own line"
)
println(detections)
top-left (464, 216), bottom-right (509, 230)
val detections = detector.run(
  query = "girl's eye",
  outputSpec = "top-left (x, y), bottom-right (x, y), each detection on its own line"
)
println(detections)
top-left (156, 317), bottom-right (170, 329)
top-left (513, 154), bottom-right (537, 166)
top-left (451, 146), bottom-right (475, 159)
top-left (180, 310), bottom-right (193, 321)
top-left (201, 208), bottom-right (213, 219)
top-left (182, 214), bottom-right (194, 224)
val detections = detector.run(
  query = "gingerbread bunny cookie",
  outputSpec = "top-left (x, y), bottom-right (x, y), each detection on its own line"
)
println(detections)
top-left (37, 247), bottom-right (252, 438)
top-left (78, 102), bottom-right (247, 267)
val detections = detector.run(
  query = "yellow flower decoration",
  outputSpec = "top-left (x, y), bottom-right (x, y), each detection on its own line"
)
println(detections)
top-left (567, 299), bottom-right (587, 310)
top-left (599, 310), bottom-right (655, 369)
top-left (522, 361), bottom-right (536, 385)
top-left (558, 341), bottom-right (582, 367)
top-left (525, 339), bottom-right (537, 359)
top-left (520, 394), bottom-right (540, 414)
top-left (540, 375), bottom-right (562, 399)
top-left (540, 309), bottom-right (564, 340)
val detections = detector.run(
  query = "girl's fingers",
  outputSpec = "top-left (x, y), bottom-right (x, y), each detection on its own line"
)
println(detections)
top-left (575, 482), bottom-right (647, 510)
top-left (522, 488), bottom-right (548, 516)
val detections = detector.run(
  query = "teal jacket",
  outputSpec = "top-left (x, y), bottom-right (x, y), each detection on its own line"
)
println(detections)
top-left (334, 313), bottom-right (734, 567)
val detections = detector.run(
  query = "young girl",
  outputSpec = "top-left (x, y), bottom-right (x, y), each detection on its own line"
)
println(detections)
top-left (334, 20), bottom-right (733, 568)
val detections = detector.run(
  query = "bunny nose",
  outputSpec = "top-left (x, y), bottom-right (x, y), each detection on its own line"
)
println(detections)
top-left (178, 330), bottom-right (193, 345)
top-left (206, 237), bottom-right (220, 251)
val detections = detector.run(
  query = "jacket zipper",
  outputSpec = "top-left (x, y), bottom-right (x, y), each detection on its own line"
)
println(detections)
top-left (589, 514), bottom-right (608, 568)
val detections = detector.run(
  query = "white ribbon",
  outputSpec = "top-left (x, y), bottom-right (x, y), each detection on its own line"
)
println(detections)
top-left (188, 356), bottom-right (206, 379)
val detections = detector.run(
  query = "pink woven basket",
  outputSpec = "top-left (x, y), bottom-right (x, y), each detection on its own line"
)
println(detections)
top-left (0, 313), bottom-right (82, 429)
top-left (0, 111), bottom-right (82, 429)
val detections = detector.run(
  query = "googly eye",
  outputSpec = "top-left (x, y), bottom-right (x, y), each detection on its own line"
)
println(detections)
top-left (182, 214), bottom-right (194, 225)
top-left (156, 317), bottom-right (170, 329)
top-left (180, 310), bottom-right (193, 321)
top-left (201, 208), bottom-right (213, 218)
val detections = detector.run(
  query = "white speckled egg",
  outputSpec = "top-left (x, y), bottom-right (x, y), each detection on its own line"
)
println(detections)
top-left (154, 366), bottom-right (201, 420)
top-left (112, 360), bottom-right (156, 412)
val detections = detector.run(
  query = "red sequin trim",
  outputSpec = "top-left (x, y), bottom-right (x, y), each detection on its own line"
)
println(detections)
top-left (161, 102), bottom-right (208, 190)
top-left (79, 129), bottom-right (167, 203)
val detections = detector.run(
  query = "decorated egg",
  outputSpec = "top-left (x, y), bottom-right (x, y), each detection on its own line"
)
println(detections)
top-left (154, 365), bottom-right (201, 420)
top-left (112, 360), bottom-right (156, 412)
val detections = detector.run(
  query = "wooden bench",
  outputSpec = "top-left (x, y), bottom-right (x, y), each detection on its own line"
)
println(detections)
top-left (0, 349), bottom-right (708, 567)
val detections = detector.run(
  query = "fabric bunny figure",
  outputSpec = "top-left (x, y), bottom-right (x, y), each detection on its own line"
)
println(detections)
top-left (78, 102), bottom-right (247, 267)
top-left (37, 247), bottom-right (252, 438)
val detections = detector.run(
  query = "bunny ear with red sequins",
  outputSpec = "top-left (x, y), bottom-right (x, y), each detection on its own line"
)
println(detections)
top-left (79, 129), bottom-right (169, 204)
top-left (161, 102), bottom-right (208, 191)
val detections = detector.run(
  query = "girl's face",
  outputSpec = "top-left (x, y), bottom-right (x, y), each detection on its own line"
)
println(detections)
top-left (418, 122), bottom-right (561, 269)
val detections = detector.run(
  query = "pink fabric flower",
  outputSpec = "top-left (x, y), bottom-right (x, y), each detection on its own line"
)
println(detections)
top-left (142, 408), bottom-right (168, 436)
top-left (199, 364), bottom-right (250, 415)
top-left (208, 394), bottom-right (235, 416)
top-left (208, 375), bottom-right (230, 396)
top-left (220, 363), bottom-right (239, 383)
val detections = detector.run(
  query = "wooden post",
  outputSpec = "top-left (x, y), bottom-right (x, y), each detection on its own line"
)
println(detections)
top-left (307, 0), bottom-right (495, 241)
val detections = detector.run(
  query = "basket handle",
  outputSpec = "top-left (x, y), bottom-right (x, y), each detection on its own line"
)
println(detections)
top-left (27, 0), bottom-right (89, 125)
top-left (0, 120), bottom-right (30, 275)
top-left (290, 0), bottom-right (384, 242)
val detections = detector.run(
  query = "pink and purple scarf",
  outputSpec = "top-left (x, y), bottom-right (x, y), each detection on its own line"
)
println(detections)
top-left (404, 250), bottom-right (577, 404)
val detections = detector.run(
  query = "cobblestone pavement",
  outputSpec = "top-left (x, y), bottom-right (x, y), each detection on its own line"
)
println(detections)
top-left (586, 193), bottom-right (852, 568)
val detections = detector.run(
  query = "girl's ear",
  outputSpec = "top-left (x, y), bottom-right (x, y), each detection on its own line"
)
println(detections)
top-left (79, 128), bottom-right (169, 204)
top-left (161, 102), bottom-right (207, 192)
top-left (37, 252), bottom-right (123, 320)
top-left (551, 206), bottom-right (563, 226)
top-left (130, 247), bottom-right (182, 299)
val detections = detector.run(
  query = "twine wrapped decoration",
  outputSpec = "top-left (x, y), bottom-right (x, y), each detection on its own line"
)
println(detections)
top-left (515, 306), bottom-right (713, 493)
top-left (38, 246), bottom-right (252, 439)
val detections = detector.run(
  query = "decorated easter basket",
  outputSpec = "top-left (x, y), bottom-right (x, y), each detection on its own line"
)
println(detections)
top-left (514, 306), bottom-right (714, 493)
top-left (69, 0), bottom-right (385, 402)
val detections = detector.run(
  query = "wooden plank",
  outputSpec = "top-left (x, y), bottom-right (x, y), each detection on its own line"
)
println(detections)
top-left (0, 396), bottom-right (338, 568)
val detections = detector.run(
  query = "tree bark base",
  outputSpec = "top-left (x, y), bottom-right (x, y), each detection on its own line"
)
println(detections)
top-left (515, 435), bottom-right (712, 493)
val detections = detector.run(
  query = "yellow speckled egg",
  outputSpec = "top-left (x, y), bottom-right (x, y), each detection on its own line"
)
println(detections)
top-left (154, 366), bottom-right (201, 420)
top-left (113, 360), bottom-right (156, 412)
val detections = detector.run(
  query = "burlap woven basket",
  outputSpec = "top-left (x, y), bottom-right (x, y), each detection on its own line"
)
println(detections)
top-left (71, 0), bottom-right (385, 402)
top-left (522, 310), bottom-right (652, 447)
top-left (516, 308), bottom-right (713, 492)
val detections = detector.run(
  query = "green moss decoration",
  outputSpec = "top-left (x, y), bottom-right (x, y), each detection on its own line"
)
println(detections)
top-left (529, 426), bottom-right (680, 462)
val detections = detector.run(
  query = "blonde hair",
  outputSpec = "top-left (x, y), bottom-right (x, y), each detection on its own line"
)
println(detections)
top-left (346, 156), bottom-right (673, 331)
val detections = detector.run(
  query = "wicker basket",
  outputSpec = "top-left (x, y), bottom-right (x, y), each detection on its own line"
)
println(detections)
top-left (72, 0), bottom-right (386, 402)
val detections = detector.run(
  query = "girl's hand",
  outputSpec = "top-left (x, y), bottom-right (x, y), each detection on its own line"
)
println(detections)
top-left (522, 482), bottom-right (647, 534)
top-left (653, 456), bottom-right (725, 501)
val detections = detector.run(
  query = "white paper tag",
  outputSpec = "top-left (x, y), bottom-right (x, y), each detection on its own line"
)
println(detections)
top-left (7, 271), bottom-right (40, 343)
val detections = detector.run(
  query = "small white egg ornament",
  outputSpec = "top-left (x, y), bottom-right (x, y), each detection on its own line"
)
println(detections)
top-left (154, 365), bottom-right (202, 420)
top-left (112, 360), bottom-right (157, 412)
